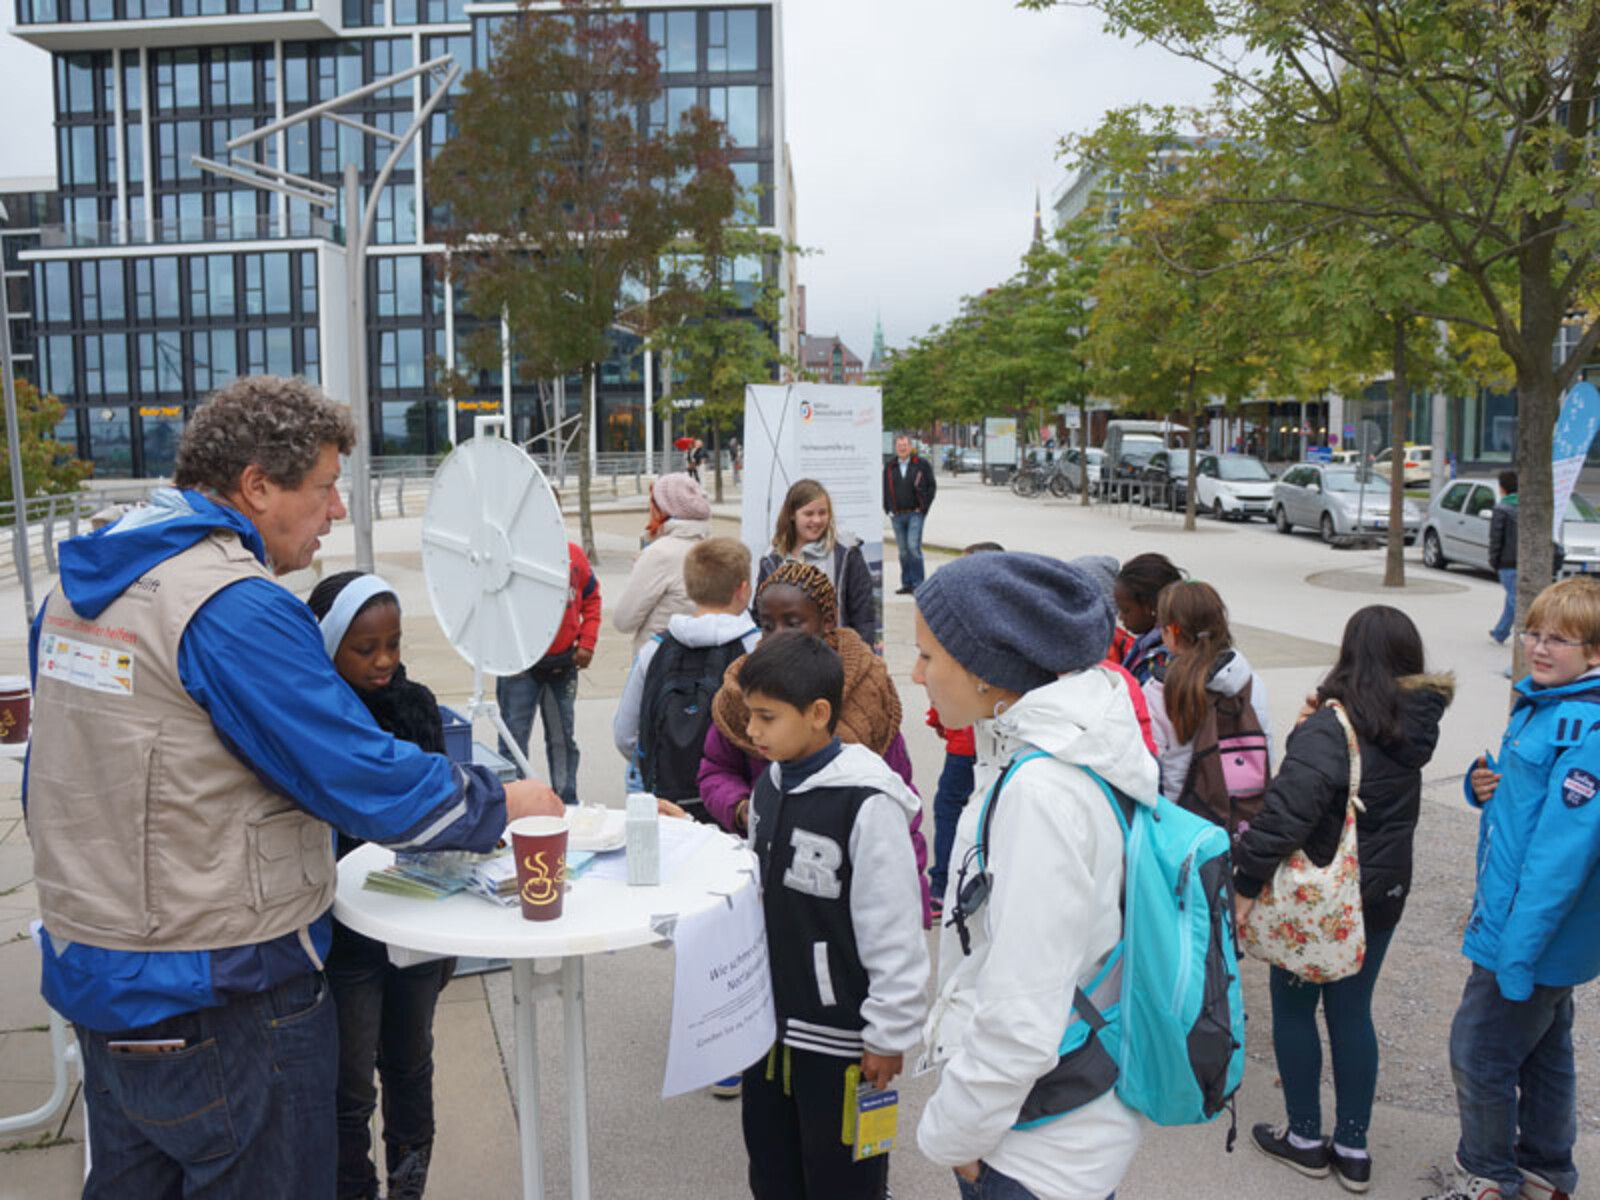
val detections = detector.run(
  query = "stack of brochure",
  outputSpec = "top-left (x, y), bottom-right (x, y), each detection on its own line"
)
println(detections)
top-left (364, 847), bottom-right (601, 907)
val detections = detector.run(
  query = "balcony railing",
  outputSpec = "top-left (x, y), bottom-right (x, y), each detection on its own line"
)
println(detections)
top-left (36, 212), bottom-right (341, 250)
top-left (16, 0), bottom-right (308, 21)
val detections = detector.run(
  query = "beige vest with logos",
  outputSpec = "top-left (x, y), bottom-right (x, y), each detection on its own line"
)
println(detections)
top-left (28, 530), bottom-right (335, 952)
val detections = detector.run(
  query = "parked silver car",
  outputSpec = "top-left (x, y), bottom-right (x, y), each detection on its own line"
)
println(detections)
top-left (1421, 479), bottom-right (1600, 575)
top-left (1272, 463), bottom-right (1422, 544)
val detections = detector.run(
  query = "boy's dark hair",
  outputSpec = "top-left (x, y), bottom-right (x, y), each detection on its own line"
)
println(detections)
top-left (963, 541), bottom-right (1005, 554)
top-left (1117, 552), bottom-right (1185, 607)
top-left (1499, 469), bottom-right (1519, 495)
top-left (737, 633), bottom-right (843, 733)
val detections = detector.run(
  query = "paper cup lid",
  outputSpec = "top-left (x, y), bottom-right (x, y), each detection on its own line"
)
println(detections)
top-left (0, 676), bottom-right (29, 692)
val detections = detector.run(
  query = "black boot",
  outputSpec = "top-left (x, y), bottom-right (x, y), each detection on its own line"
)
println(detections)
top-left (386, 1142), bottom-right (433, 1200)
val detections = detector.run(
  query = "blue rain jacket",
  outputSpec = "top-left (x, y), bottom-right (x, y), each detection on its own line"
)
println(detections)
top-left (25, 489), bottom-right (507, 1031)
top-left (1462, 671), bottom-right (1600, 1001)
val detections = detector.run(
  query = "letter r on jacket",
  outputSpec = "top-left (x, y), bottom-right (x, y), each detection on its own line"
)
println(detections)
top-left (783, 830), bottom-right (842, 899)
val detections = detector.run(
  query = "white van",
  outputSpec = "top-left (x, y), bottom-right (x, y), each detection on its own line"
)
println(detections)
top-left (1101, 419), bottom-right (1188, 500)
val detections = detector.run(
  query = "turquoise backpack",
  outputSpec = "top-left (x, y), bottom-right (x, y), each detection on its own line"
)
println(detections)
top-left (973, 753), bottom-right (1245, 1138)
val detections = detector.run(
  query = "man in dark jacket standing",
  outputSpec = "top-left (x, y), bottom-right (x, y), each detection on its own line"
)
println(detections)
top-left (883, 434), bottom-right (937, 594)
top-left (1488, 469), bottom-right (1520, 645)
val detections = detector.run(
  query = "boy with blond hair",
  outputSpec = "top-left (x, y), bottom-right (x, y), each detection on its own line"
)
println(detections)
top-left (1430, 577), bottom-right (1600, 1200)
top-left (614, 537), bottom-right (760, 819)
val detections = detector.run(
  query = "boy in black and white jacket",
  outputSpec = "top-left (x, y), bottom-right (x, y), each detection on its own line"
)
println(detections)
top-left (737, 632), bottom-right (929, 1200)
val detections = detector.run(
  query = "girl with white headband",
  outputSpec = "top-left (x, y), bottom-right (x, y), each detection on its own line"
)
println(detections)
top-left (307, 571), bottom-right (452, 1200)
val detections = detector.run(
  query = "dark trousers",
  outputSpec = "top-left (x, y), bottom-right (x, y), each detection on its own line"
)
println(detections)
top-left (78, 971), bottom-right (337, 1200)
top-left (1449, 963), bottom-right (1579, 1195)
top-left (1270, 924), bottom-right (1395, 1149)
top-left (742, 1045), bottom-right (889, 1200)
top-left (929, 751), bottom-right (975, 903)
top-left (327, 922), bottom-right (454, 1200)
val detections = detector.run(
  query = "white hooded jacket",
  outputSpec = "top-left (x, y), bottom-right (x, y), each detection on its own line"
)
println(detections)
top-left (917, 667), bottom-right (1157, 1200)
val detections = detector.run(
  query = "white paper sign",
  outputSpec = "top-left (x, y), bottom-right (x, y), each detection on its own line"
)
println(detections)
top-left (661, 877), bottom-right (776, 1098)
top-left (742, 383), bottom-right (885, 649)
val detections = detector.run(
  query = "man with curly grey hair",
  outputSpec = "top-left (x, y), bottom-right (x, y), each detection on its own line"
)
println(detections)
top-left (24, 375), bottom-right (562, 1197)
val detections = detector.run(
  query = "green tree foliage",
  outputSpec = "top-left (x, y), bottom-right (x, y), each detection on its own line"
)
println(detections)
top-left (1025, 0), bottom-right (1600, 631)
top-left (431, 0), bottom-right (737, 558)
top-left (0, 378), bottom-right (90, 506)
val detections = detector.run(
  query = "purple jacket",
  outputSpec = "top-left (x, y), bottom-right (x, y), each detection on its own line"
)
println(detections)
top-left (698, 723), bottom-right (933, 927)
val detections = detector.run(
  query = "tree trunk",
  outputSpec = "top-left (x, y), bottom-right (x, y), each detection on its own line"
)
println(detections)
top-left (712, 422), bottom-right (724, 505)
top-left (1511, 352), bottom-right (1560, 686)
top-left (1078, 399), bottom-right (1090, 506)
top-left (1182, 370), bottom-right (1199, 532)
top-left (578, 361), bottom-right (596, 562)
top-left (1384, 318), bottom-right (1408, 589)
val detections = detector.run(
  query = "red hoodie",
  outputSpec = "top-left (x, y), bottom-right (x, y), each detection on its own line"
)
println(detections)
top-left (540, 543), bottom-right (602, 662)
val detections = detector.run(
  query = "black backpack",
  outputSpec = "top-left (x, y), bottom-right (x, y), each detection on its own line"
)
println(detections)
top-left (637, 630), bottom-right (755, 801)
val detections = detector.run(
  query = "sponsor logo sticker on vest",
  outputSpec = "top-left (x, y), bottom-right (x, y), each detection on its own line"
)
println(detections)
top-left (38, 633), bottom-right (135, 696)
top-left (1561, 767), bottom-right (1598, 809)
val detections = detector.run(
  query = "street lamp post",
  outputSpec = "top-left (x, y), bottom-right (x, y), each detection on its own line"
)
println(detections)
top-left (192, 54), bottom-right (462, 574)
top-left (0, 201), bottom-right (35, 624)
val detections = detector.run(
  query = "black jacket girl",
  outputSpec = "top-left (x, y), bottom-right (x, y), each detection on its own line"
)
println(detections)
top-left (1233, 675), bottom-right (1454, 931)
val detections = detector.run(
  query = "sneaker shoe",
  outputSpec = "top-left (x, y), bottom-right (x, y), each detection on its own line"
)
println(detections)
top-left (1519, 1167), bottom-right (1573, 1200)
top-left (1490, 630), bottom-right (1508, 646)
top-left (1250, 1123), bottom-right (1329, 1178)
top-left (709, 1075), bottom-right (742, 1099)
top-left (929, 896), bottom-right (944, 919)
top-left (1422, 1164), bottom-right (1507, 1200)
top-left (1328, 1143), bottom-right (1373, 1193)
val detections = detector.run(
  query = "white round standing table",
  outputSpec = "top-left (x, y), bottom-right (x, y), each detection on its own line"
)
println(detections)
top-left (334, 831), bottom-right (758, 1200)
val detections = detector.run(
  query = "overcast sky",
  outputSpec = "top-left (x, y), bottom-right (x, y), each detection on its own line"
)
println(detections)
top-left (0, 0), bottom-right (1218, 357)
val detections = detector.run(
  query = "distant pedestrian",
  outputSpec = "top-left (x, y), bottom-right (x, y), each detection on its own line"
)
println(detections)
top-left (612, 472), bottom-right (713, 657)
top-left (1488, 469), bottom-right (1520, 646)
top-left (882, 434), bottom-right (936, 594)
top-left (1233, 607), bottom-right (1452, 1192)
top-left (1427, 577), bottom-right (1600, 1200)
top-left (687, 437), bottom-right (708, 482)
top-left (496, 541), bottom-right (600, 805)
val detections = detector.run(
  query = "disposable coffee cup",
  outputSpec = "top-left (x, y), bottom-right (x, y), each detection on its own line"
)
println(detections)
top-left (0, 676), bottom-right (30, 745)
top-left (508, 815), bottom-right (569, 922)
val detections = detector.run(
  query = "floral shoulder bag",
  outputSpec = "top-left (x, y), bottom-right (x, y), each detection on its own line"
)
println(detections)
top-left (1240, 698), bottom-right (1367, 984)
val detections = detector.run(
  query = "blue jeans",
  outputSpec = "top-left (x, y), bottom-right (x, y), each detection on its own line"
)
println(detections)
top-left (955, 1163), bottom-right (1113, 1200)
top-left (891, 511), bottom-right (927, 590)
top-left (1449, 964), bottom-right (1578, 1194)
top-left (929, 751), bottom-right (975, 903)
top-left (497, 666), bottom-right (581, 804)
top-left (327, 922), bottom-right (453, 1199)
top-left (78, 971), bottom-right (337, 1199)
top-left (1270, 924), bottom-right (1395, 1149)
top-left (1492, 568), bottom-right (1518, 643)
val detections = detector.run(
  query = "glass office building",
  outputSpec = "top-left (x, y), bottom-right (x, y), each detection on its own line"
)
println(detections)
top-left (10, 1), bottom-right (792, 476)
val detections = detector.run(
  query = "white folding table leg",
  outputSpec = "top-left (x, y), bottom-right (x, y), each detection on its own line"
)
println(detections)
top-left (511, 958), bottom-right (546, 1200)
top-left (561, 956), bottom-right (592, 1200)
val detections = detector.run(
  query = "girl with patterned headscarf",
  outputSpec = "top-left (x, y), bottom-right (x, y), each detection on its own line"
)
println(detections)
top-left (699, 561), bottom-right (931, 925)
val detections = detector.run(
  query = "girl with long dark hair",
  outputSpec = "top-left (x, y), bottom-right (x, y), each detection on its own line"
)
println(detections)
top-left (1233, 606), bottom-right (1453, 1191)
top-left (755, 478), bottom-right (876, 646)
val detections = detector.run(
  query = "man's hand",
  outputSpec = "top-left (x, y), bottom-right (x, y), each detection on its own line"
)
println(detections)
top-left (657, 798), bottom-right (690, 820)
top-left (859, 1051), bottom-right (901, 1091)
top-left (574, 645), bottom-right (594, 670)
top-left (504, 779), bottom-right (564, 823)
top-left (953, 1162), bottom-right (981, 1184)
top-left (1235, 895), bottom-right (1255, 942)
top-left (1470, 755), bottom-right (1501, 805)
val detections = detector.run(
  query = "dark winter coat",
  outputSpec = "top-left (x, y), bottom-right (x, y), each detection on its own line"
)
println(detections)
top-left (757, 541), bottom-right (877, 647)
top-left (882, 455), bottom-right (937, 515)
top-left (1233, 675), bottom-right (1454, 932)
top-left (1489, 497), bottom-right (1518, 571)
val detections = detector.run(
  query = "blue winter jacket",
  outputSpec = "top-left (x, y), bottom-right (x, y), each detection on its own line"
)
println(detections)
top-left (1462, 671), bottom-right (1600, 1001)
top-left (25, 489), bottom-right (508, 1031)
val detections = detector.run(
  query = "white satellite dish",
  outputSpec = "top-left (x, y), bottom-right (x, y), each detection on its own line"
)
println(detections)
top-left (421, 415), bottom-right (568, 776)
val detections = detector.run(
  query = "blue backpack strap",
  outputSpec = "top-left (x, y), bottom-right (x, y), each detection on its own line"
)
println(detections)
top-left (975, 749), bottom-right (1052, 873)
top-left (1073, 764), bottom-right (1136, 839)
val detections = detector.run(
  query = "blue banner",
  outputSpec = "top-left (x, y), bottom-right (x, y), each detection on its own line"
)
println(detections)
top-left (1552, 382), bottom-right (1600, 538)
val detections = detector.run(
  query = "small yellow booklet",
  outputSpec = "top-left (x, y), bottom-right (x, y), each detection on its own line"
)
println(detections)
top-left (842, 1064), bottom-right (899, 1162)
